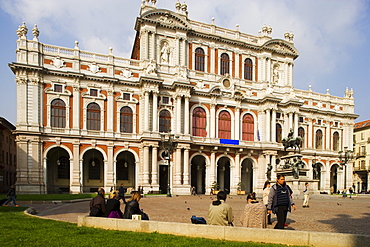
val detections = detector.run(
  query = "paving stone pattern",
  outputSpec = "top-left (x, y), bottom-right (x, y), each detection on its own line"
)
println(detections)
top-left (21, 195), bottom-right (370, 235)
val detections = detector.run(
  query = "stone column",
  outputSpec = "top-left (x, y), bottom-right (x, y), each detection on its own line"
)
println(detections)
top-left (152, 92), bottom-right (158, 132)
top-left (174, 148), bottom-right (182, 185)
top-left (176, 96), bottom-right (182, 134)
top-left (184, 96), bottom-right (190, 135)
top-left (144, 92), bottom-right (149, 132)
top-left (210, 103), bottom-right (216, 138)
top-left (234, 153), bottom-right (241, 190)
top-left (107, 91), bottom-right (114, 136)
top-left (294, 112), bottom-right (299, 137)
top-left (151, 146), bottom-right (158, 185)
top-left (271, 109), bottom-right (276, 142)
top-left (143, 146), bottom-right (150, 184)
top-left (308, 119), bottom-right (313, 148)
top-left (70, 142), bottom-right (81, 193)
top-left (265, 109), bottom-right (271, 142)
top-left (235, 107), bottom-right (240, 140)
top-left (210, 151), bottom-right (216, 185)
top-left (72, 86), bottom-right (80, 132)
top-left (106, 144), bottom-right (114, 188)
top-left (183, 148), bottom-right (190, 185)
top-left (288, 113), bottom-right (293, 131)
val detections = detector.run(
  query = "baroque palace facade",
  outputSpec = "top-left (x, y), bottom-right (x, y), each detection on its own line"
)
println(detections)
top-left (10, 1), bottom-right (357, 194)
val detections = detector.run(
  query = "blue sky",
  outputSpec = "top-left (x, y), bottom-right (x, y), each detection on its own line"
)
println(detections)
top-left (1, 0), bottom-right (369, 125)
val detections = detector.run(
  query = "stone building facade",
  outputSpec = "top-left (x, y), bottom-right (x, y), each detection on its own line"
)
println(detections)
top-left (353, 120), bottom-right (370, 193)
top-left (10, 1), bottom-right (357, 194)
top-left (0, 117), bottom-right (16, 193)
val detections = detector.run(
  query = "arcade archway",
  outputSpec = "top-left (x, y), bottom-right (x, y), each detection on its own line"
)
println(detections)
top-left (217, 157), bottom-right (231, 193)
top-left (191, 155), bottom-right (206, 194)
top-left (46, 147), bottom-right (70, 194)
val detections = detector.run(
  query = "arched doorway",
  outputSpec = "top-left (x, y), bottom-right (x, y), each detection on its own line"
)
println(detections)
top-left (330, 164), bottom-right (339, 194)
top-left (191, 155), bottom-right (206, 194)
top-left (217, 157), bottom-right (231, 193)
top-left (83, 149), bottom-right (104, 193)
top-left (116, 151), bottom-right (136, 190)
top-left (46, 147), bottom-right (70, 194)
top-left (241, 159), bottom-right (253, 193)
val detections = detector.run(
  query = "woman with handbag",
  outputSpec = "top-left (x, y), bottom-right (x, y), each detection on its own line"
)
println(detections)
top-left (123, 191), bottom-right (149, 220)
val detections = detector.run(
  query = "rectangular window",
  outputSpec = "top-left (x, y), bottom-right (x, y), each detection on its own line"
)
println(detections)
top-left (318, 119), bottom-right (322, 125)
top-left (299, 117), bottom-right (304, 123)
top-left (122, 93), bottom-right (130, 101)
top-left (90, 89), bottom-right (98, 97)
top-left (54, 84), bottom-right (63, 92)
top-left (162, 97), bottom-right (169, 104)
top-left (276, 112), bottom-right (281, 119)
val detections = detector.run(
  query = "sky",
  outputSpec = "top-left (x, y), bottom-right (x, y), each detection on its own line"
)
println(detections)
top-left (0, 0), bottom-right (369, 125)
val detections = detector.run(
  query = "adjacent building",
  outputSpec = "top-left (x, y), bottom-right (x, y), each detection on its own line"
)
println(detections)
top-left (353, 120), bottom-right (370, 193)
top-left (0, 117), bottom-right (16, 193)
top-left (10, 1), bottom-right (357, 194)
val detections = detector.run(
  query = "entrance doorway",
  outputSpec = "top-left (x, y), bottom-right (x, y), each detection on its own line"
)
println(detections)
top-left (191, 155), bottom-right (206, 194)
top-left (241, 159), bottom-right (253, 193)
top-left (159, 165), bottom-right (169, 194)
top-left (217, 157), bottom-right (230, 193)
top-left (330, 164), bottom-right (339, 194)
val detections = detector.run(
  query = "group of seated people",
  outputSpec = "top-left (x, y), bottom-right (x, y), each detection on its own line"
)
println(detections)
top-left (89, 188), bottom-right (148, 220)
top-left (208, 190), bottom-right (267, 228)
top-left (90, 188), bottom-right (265, 227)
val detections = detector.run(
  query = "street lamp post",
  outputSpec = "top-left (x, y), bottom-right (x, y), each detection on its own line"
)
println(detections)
top-left (339, 147), bottom-right (354, 190)
top-left (160, 132), bottom-right (177, 197)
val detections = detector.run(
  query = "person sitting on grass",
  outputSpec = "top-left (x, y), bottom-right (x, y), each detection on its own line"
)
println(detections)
top-left (89, 188), bottom-right (106, 217)
top-left (104, 190), bottom-right (122, 218)
top-left (208, 191), bottom-right (233, 226)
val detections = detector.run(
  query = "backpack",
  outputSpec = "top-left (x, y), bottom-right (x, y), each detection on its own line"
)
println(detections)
top-left (191, 215), bottom-right (207, 224)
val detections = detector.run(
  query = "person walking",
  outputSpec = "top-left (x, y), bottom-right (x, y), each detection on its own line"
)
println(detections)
top-left (3, 185), bottom-right (18, 207)
top-left (263, 181), bottom-right (272, 224)
top-left (303, 182), bottom-right (310, 208)
top-left (208, 191), bottom-right (233, 226)
top-left (267, 175), bottom-right (296, 229)
top-left (117, 183), bottom-right (127, 204)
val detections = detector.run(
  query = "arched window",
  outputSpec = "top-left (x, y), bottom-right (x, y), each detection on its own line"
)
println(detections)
top-left (159, 110), bottom-right (171, 133)
top-left (316, 129), bottom-right (323, 149)
top-left (333, 131), bottom-right (340, 151)
top-left (242, 114), bottom-right (254, 141)
top-left (57, 156), bottom-right (70, 179)
top-left (218, 110), bottom-right (231, 139)
top-left (120, 106), bottom-right (133, 133)
top-left (276, 124), bottom-right (282, 143)
top-left (220, 53), bottom-right (230, 75)
top-left (192, 107), bottom-right (207, 137)
top-left (195, 48), bottom-right (205, 72)
top-left (51, 99), bottom-right (66, 128)
top-left (298, 127), bottom-right (305, 148)
top-left (244, 58), bottom-right (253, 80)
top-left (87, 103), bottom-right (101, 130)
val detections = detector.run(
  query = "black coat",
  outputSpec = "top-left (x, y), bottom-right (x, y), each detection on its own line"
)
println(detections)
top-left (123, 200), bottom-right (141, 219)
top-left (90, 195), bottom-right (106, 216)
top-left (104, 199), bottom-right (121, 217)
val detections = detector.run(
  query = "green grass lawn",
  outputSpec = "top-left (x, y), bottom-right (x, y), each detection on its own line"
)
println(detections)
top-left (0, 207), bottom-right (305, 247)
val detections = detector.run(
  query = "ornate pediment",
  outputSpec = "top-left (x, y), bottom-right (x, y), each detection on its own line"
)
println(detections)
top-left (140, 10), bottom-right (190, 29)
top-left (263, 39), bottom-right (299, 57)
